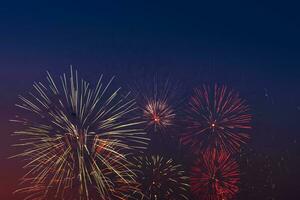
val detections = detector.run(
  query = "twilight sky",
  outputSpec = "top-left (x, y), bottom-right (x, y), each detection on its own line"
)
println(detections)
top-left (0, 1), bottom-right (300, 199)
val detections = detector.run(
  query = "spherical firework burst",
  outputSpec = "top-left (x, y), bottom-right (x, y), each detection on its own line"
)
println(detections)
top-left (190, 149), bottom-right (240, 200)
top-left (143, 99), bottom-right (175, 132)
top-left (133, 154), bottom-right (190, 200)
top-left (11, 68), bottom-right (149, 200)
top-left (131, 78), bottom-right (176, 133)
top-left (181, 84), bottom-right (252, 153)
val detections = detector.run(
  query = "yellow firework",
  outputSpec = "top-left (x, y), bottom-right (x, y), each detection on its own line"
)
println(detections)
top-left (133, 155), bottom-right (190, 200)
top-left (11, 68), bottom-right (149, 200)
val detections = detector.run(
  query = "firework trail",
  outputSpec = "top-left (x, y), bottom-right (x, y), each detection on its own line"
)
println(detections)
top-left (11, 67), bottom-right (149, 200)
top-left (190, 149), bottom-right (240, 200)
top-left (181, 84), bottom-right (252, 154)
top-left (132, 154), bottom-right (190, 200)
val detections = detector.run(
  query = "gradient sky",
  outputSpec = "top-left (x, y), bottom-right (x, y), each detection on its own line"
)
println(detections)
top-left (1, 1), bottom-right (300, 199)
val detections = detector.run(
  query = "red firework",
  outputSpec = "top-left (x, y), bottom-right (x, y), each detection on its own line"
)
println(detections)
top-left (190, 149), bottom-right (240, 200)
top-left (181, 84), bottom-right (252, 153)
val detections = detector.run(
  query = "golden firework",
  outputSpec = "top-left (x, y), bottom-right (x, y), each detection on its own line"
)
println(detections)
top-left (133, 154), bottom-right (190, 200)
top-left (11, 67), bottom-right (149, 200)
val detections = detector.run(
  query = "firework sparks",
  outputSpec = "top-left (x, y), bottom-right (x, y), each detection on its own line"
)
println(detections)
top-left (143, 99), bottom-right (174, 132)
top-left (191, 149), bottom-right (240, 200)
top-left (131, 78), bottom-right (176, 133)
top-left (181, 84), bottom-right (252, 153)
top-left (133, 154), bottom-right (190, 200)
top-left (11, 68), bottom-right (149, 200)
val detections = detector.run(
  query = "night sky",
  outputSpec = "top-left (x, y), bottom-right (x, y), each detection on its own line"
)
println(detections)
top-left (1, 1), bottom-right (300, 199)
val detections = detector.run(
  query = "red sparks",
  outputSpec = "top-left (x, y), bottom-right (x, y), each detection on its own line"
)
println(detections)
top-left (181, 84), bottom-right (252, 153)
top-left (152, 114), bottom-right (161, 123)
top-left (191, 149), bottom-right (240, 200)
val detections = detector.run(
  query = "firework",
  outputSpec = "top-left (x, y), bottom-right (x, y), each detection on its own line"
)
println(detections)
top-left (190, 149), bottom-right (240, 200)
top-left (11, 68), bottom-right (148, 200)
top-left (131, 78), bottom-right (176, 133)
top-left (181, 84), bottom-right (252, 153)
top-left (133, 154), bottom-right (190, 200)
top-left (143, 99), bottom-right (174, 132)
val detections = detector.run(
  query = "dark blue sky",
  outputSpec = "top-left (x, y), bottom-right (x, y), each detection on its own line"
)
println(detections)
top-left (0, 1), bottom-right (300, 199)
top-left (1, 1), bottom-right (300, 101)
top-left (1, 1), bottom-right (300, 70)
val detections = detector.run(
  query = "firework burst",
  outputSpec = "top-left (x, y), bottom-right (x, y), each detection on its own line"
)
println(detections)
top-left (181, 84), bottom-right (252, 153)
top-left (143, 99), bottom-right (174, 132)
top-left (11, 68), bottom-right (148, 200)
top-left (191, 149), bottom-right (240, 200)
top-left (133, 154), bottom-right (190, 200)
top-left (131, 78), bottom-right (176, 133)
